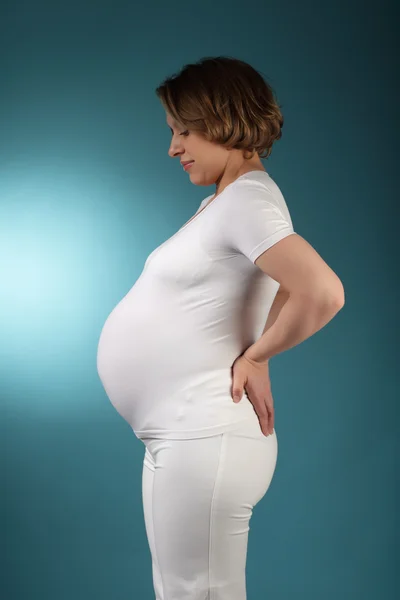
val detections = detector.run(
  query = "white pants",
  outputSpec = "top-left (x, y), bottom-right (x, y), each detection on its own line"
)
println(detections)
top-left (141, 415), bottom-right (278, 600)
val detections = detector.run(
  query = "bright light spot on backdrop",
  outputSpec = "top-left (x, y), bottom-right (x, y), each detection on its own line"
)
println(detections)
top-left (0, 159), bottom-right (149, 417)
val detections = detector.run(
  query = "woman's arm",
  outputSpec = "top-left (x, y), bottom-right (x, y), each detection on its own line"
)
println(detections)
top-left (245, 291), bottom-right (343, 363)
top-left (261, 289), bottom-right (291, 335)
top-left (246, 234), bottom-right (345, 363)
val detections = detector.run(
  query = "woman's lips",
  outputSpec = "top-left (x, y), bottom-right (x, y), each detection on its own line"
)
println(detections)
top-left (183, 161), bottom-right (194, 171)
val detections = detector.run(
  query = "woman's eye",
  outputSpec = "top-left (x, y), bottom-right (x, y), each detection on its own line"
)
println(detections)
top-left (180, 130), bottom-right (189, 136)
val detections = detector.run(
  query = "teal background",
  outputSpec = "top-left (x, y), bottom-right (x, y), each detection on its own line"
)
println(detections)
top-left (1, 1), bottom-right (397, 599)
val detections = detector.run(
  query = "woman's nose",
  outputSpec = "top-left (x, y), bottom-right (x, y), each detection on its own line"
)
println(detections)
top-left (168, 144), bottom-right (183, 158)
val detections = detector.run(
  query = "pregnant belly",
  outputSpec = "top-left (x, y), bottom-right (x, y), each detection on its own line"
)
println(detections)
top-left (97, 297), bottom-right (164, 421)
top-left (96, 282), bottom-right (253, 431)
top-left (96, 290), bottom-right (207, 424)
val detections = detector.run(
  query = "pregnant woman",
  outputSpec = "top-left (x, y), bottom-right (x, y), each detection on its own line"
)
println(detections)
top-left (97, 56), bottom-right (345, 600)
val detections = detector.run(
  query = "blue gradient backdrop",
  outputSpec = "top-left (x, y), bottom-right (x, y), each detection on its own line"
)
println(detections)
top-left (1, 1), bottom-right (397, 599)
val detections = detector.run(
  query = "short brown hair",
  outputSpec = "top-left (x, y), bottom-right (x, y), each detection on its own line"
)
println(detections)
top-left (155, 56), bottom-right (284, 160)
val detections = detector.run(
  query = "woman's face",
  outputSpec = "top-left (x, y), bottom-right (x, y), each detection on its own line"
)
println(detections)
top-left (166, 112), bottom-right (230, 188)
top-left (165, 111), bottom-right (265, 192)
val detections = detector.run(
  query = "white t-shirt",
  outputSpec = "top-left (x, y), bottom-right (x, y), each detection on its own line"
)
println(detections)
top-left (96, 170), bottom-right (296, 439)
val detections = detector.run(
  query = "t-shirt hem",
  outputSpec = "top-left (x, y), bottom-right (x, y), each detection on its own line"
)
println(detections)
top-left (133, 416), bottom-right (256, 440)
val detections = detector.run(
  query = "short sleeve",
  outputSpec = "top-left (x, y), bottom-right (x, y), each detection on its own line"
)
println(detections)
top-left (222, 180), bottom-right (296, 264)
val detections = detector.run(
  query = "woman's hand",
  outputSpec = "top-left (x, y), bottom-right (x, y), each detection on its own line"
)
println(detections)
top-left (231, 353), bottom-right (275, 437)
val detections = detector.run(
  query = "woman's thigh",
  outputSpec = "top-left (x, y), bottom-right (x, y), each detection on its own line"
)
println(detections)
top-left (141, 418), bottom-right (278, 600)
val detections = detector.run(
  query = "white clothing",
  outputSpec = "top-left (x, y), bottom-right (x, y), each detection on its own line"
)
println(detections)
top-left (96, 170), bottom-right (296, 439)
top-left (141, 416), bottom-right (278, 599)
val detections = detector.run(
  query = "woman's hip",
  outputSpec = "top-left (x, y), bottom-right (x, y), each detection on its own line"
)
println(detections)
top-left (142, 417), bottom-right (278, 508)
